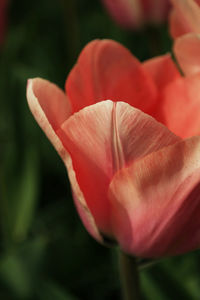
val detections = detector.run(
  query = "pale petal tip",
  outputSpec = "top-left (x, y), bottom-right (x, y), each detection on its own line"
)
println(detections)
top-left (26, 78), bottom-right (32, 90)
top-left (26, 78), bottom-right (36, 98)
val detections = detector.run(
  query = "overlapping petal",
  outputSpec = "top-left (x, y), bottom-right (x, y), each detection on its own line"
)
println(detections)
top-left (143, 54), bottom-right (181, 91)
top-left (66, 39), bottom-right (157, 115)
top-left (57, 100), bottom-right (179, 235)
top-left (109, 136), bottom-right (200, 257)
top-left (27, 38), bottom-right (200, 258)
top-left (170, 0), bottom-right (200, 79)
top-left (169, 8), bottom-right (191, 39)
top-left (161, 73), bottom-right (200, 138)
top-left (170, 0), bottom-right (200, 39)
top-left (27, 78), bottom-right (71, 132)
top-left (174, 33), bottom-right (200, 76)
top-left (143, 54), bottom-right (181, 123)
top-left (26, 78), bottom-right (103, 243)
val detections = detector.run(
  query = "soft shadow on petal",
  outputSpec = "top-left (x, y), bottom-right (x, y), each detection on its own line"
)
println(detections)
top-left (58, 101), bottom-right (114, 235)
top-left (174, 33), bottom-right (200, 76)
top-left (161, 73), bottom-right (200, 138)
top-left (66, 39), bottom-right (157, 114)
top-left (143, 54), bottom-right (181, 124)
top-left (109, 136), bottom-right (200, 257)
top-left (57, 100), bottom-right (179, 234)
top-left (143, 54), bottom-right (181, 91)
top-left (26, 78), bottom-right (103, 243)
top-left (114, 102), bottom-right (180, 165)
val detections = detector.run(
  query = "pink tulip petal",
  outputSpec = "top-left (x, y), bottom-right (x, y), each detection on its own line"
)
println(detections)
top-left (170, 0), bottom-right (200, 38)
top-left (26, 78), bottom-right (70, 157)
top-left (161, 73), bottom-right (200, 138)
top-left (57, 100), bottom-right (179, 235)
top-left (174, 33), bottom-right (200, 76)
top-left (109, 136), bottom-right (200, 257)
top-left (102, 0), bottom-right (143, 29)
top-left (143, 54), bottom-right (181, 91)
top-left (66, 40), bottom-right (157, 115)
top-left (143, 54), bottom-right (181, 123)
top-left (169, 9), bottom-right (191, 39)
top-left (27, 78), bottom-right (71, 131)
top-left (26, 78), bottom-right (103, 243)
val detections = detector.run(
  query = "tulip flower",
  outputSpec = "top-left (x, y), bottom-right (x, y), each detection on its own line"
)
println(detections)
top-left (101, 0), bottom-right (170, 29)
top-left (27, 40), bottom-right (200, 258)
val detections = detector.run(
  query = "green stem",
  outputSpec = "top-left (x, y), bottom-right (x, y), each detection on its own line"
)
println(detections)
top-left (138, 258), bottom-right (161, 271)
top-left (119, 251), bottom-right (141, 300)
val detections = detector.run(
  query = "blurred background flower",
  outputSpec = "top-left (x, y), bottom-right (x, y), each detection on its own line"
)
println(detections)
top-left (0, 0), bottom-right (200, 299)
top-left (0, 0), bottom-right (8, 46)
top-left (101, 0), bottom-right (171, 29)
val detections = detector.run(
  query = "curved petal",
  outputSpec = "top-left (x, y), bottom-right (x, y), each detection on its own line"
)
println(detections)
top-left (169, 8), bottom-right (192, 39)
top-left (66, 40), bottom-right (157, 114)
top-left (143, 54), bottom-right (181, 123)
top-left (27, 78), bottom-right (71, 131)
top-left (57, 100), bottom-right (179, 235)
top-left (101, 0), bottom-right (143, 29)
top-left (109, 136), bottom-right (200, 257)
top-left (170, 0), bottom-right (200, 37)
top-left (174, 33), bottom-right (200, 76)
top-left (26, 78), bottom-right (103, 243)
top-left (143, 54), bottom-right (181, 91)
top-left (161, 73), bottom-right (200, 138)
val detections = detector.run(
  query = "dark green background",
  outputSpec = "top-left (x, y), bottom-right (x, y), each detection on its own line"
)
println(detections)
top-left (0, 0), bottom-right (200, 299)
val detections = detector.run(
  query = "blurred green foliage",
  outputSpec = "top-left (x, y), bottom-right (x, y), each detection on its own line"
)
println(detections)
top-left (0, 0), bottom-right (200, 299)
